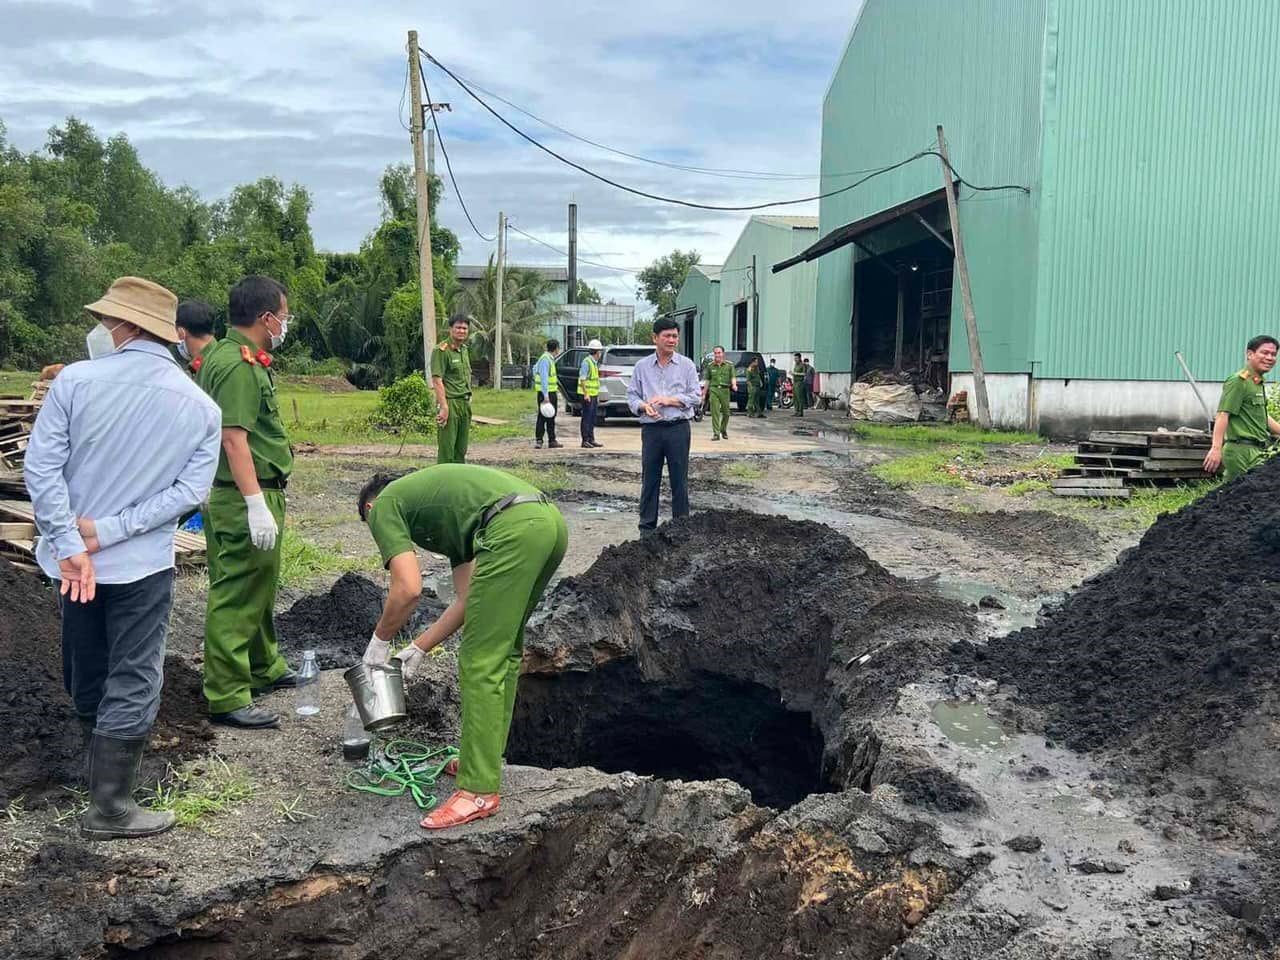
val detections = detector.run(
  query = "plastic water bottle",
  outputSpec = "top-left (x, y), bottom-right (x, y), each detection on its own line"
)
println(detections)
top-left (295, 651), bottom-right (321, 717)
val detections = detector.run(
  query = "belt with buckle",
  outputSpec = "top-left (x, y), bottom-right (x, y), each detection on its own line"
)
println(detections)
top-left (479, 493), bottom-right (548, 530)
top-left (213, 477), bottom-right (288, 490)
top-left (1227, 438), bottom-right (1266, 449)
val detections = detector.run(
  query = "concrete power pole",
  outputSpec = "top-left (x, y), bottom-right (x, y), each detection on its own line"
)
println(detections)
top-left (567, 202), bottom-right (578, 347)
top-left (936, 125), bottom-right (990, 429)
top-left (408, 30), bottom-right (437, 370)
top-left (495, 211), bottom-right (505, 390)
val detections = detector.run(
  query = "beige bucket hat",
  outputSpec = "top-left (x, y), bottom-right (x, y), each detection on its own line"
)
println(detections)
top-left (85, 276), bottom-right (180, 344)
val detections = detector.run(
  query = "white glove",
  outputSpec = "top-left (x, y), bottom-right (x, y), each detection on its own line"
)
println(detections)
top-left (363, 632), bottom-right (390, 666)
top-left (393, 644), bottom-right (425, 680)
top-left (244, 493), bottom-right (278, 551)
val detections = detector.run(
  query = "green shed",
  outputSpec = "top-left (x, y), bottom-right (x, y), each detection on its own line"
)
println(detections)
top-left (717, 216), bottom-right (818, 365)
top-left (672, 263), bottom-right (722, 360)
top-left (786, 0), bottom-right (1280, 435)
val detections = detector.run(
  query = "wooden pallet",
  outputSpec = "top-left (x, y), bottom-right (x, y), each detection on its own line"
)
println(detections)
top-left (0, 500), bottom-right (207, 571)
top-left (1053, 428), bottom-right (1211, 498)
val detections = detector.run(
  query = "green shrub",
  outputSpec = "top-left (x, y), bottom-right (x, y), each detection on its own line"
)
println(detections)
top-left (369, 372), bottom-right (436, 436)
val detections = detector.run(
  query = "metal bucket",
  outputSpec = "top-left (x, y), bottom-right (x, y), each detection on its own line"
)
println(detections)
top-left (343, 661), bottom-right (407, 732)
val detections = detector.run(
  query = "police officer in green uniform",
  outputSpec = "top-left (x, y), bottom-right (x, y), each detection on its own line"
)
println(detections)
top-left (196, 276), bottom-right (297, 729)
top-left (175, 300), bottom-right (216, 377)
top-left (1204, 334), bottom-right (1280, 481)
top-left (358, 464), bottom-right (568, 830)
top-left (746, 357), bottom-right (765, 418)
top-left (432, 314), bottom-right (473, 464)
top-left (791, 352), bottom-right (807, 417)
top-left (700, 346), bottom-right (737, 440)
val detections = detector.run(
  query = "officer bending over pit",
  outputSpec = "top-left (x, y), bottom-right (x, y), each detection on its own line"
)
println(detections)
top-left (359, 464), bottom-right (567, 829)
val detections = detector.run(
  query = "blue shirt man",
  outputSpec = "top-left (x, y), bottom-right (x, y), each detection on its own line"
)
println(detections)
top-left (532, 338), bottom-right (562, 449)
top-left (626, 319), bottom-right (701, 532)
top-left (23, 276), bottom-right (220, 841)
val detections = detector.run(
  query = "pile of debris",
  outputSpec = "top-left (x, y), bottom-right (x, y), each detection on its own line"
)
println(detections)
top-left (849, 369), bottom-right (948, 423)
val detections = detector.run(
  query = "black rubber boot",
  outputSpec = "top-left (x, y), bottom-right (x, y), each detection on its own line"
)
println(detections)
top-left (76, 716), bottom-right (94, 785)
top-left (82, 733), bottom-right (175, 840)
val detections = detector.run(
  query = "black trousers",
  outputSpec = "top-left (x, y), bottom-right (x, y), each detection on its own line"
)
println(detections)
top-left (536, 391), bottom-right (558, 443)
top-left (580, 396), bottom-right (598, 444)
top-left (639, 419), bottom-right (691, 531)
top-left (59, 568), bottom-right (174, 738)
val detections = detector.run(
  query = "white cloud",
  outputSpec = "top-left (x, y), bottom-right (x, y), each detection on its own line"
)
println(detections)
top-left (0, 0), bottom-right (864, 304)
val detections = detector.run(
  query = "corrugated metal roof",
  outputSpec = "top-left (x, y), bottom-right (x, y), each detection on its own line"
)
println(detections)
top-left (692, 263), bottom-right (723, 281)
top-left (754, 215), bottom-right (819, 230)
top-left (456, 264), bottom-right (569, 281)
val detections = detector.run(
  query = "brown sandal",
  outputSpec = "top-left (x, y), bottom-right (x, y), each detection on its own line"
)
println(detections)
top-left (443, 757), bottom-right (459, 777)
top-left (420, 790), bottom-right (500, 830)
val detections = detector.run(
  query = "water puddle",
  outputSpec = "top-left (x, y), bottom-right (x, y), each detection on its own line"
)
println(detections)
top-left (932, 699), bottom-right (1012, 749)
top-left (925, 579), bottom-right (1046, 632)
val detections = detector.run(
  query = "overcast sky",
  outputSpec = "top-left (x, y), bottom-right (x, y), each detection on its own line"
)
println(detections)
top-left (0, 0), bottom-right (862, 308)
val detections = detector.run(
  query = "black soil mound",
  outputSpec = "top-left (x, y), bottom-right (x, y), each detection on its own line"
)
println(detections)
top-left (955, 461), bottom-right (1280, 765)
top-left (0, 559), bottom-right (212, 805)
top-left (510, 510), bottom-right (979, 809)
top-left (276, 572), bottom-right (447, 669)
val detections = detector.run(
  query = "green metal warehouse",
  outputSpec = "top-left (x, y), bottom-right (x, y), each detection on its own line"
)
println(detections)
top-left (671, 262), bottom-right (722, 360)
top-left (780, 0), bottom-right (1280, 435)
top-left (717, 216), bottom-right (818, 364)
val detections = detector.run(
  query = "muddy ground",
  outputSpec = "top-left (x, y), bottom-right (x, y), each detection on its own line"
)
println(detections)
top-left (1, 409), bottom-right (1264, 959)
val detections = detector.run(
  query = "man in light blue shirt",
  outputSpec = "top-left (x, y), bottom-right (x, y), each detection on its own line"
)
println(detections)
top-left (626, 318), bottom-right (701, 533)
top-left (532, 338), bottom-right (562, 449)
top-left (24, 276), bottom-right (221, 841)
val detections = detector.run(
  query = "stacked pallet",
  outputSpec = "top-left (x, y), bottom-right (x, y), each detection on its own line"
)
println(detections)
top-left (1052, 430), bottom-right (1211, 499)
top-left (0, 398), bottom-right (40, 471)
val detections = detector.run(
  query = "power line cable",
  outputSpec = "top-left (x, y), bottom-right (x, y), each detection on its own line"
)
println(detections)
top-left (421, 70), bottom-right (495, 242)
top-left (422, 51), bottom-right (1030, 212)
top-left (506, 222), bottom-right (641, 274)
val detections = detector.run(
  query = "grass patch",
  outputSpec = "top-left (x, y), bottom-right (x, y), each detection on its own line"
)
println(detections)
top-left (141, 755), bottom-right (253, 830)
top-left (723, 462), bottom-right (766, 481)
top-left (277, 381), bottom-right (532, 447)
top-left (872, 446), bottom-right (986, 489)
top-left (0, 370), bottom-right (36, 396)
top-left (499, 460), bottom-right (571, 493)
top-left (851, 422), bottom-right (1044, 445)
top-left (1007, 478), bottom-right (1052, 496)
top-left (278, 527), bottom-right (373, 586)
top-left (1104, 481), bottom-right (1220, 525)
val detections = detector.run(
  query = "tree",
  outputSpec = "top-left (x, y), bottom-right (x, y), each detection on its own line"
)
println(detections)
top-left (574, 279), bottom-right (601, 304)
top-left (461, 256), bottom-right (567, 363)
top-left (636, 250), bottom-right (700, 316)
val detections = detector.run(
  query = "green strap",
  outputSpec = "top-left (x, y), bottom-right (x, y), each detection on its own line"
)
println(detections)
top-left (345, 738), bottom-right (460, 810)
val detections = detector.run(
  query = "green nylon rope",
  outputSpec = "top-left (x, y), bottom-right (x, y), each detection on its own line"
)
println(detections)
top-left (345, 738), bottom-right (460, 811)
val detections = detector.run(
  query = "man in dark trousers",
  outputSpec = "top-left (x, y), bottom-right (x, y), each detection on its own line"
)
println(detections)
top-left (765, 358), bottom-right (781, 411)
top-left (626, 318), bottom-right (702, 535)
top-left (533, 339), bottom-right (562, 449)
top-left (578, 338), bottom-right (604, 448)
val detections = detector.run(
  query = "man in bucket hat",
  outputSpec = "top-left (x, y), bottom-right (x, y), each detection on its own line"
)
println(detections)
top-left (24, 276), bottom-right (222, 840)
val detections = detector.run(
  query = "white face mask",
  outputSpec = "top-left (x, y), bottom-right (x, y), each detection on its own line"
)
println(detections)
top-left (176, 339), bottom-right (191, 361)
top-left (86, 322), bottom-right (117, 360)
top-left (269, 314), bottom-right (289, 350)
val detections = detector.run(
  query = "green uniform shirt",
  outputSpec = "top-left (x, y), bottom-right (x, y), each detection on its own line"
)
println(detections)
top-left (702, 360), bottom-right (735, 391)
top-left (747, 369), bottom-right (763, 389)
top-left (792, 363), bottom-right (805, 383)
top-left (430, 340), bottom-right (472, 399)
top-left (1219, 369), bottom-right (1270, 444)
top-left (196, 328), bottom-right (293, 484)
top-left (367, 464), bottom-right (543, 569)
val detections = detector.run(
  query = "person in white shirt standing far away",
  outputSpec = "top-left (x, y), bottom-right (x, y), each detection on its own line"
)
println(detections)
top-left (24, 276), bottom-right (222, 841)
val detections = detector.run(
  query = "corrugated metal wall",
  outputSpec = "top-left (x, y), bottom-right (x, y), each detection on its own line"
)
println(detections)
top-left (814, 0), bottom-right (1046, 373)
top-left (1034, 0), bottom-right (1280, 381)
top-left (720, 219), bottom-right (818, 355)
top-left (674, 269), bottom-right (720, 356)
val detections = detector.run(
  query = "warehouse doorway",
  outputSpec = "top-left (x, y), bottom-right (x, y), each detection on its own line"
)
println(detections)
top-left (850, 203), bottom-right (954, 391)
top-left (732, 301), bottom-right (748, 350)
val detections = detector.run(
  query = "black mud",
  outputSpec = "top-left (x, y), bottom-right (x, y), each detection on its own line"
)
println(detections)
top-left (510, 509), bottom-right (980, 809)
top-left (275, 572), bottom-right (447, 669)
top-left (0, 559), bottom-right (212, 805)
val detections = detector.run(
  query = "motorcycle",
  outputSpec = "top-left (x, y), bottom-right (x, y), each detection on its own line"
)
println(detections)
top-left (775, 378), bottom-right (795, 409)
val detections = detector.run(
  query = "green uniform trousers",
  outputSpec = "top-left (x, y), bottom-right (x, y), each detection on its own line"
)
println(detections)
top-left (202, 486), bottom-right (290, 714)
top-left (437, 398), bottom-right (471, 464)
top-left (457, 502), bottom-right (568, 794)
top-left (793, 381), bottom-right (806, 416)
top-left (1222, 441), bottom-right (1264, 481)
top-left (747, 386), bottom-right (765, 417)
top-left (709, 387), bottom-right (730, 437)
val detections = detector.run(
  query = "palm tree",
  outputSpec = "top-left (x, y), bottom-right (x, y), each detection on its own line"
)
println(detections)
top-left (461, 256), bottom-right (567, 364)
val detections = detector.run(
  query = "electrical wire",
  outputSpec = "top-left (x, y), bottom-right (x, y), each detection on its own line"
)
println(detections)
top-left (506, 222), bottom-right (641, 274)
top-left (422, 50), bottom-right (1030, 212)
top-left (421, 70), bottom-right (495, 241)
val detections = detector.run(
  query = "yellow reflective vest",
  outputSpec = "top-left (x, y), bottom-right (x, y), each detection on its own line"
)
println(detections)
top-left (581, 355), bottom-right (600, 397)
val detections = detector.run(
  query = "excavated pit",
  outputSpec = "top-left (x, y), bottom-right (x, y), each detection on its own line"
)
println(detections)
top-left (508, 660), bottom-right (829, 809)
